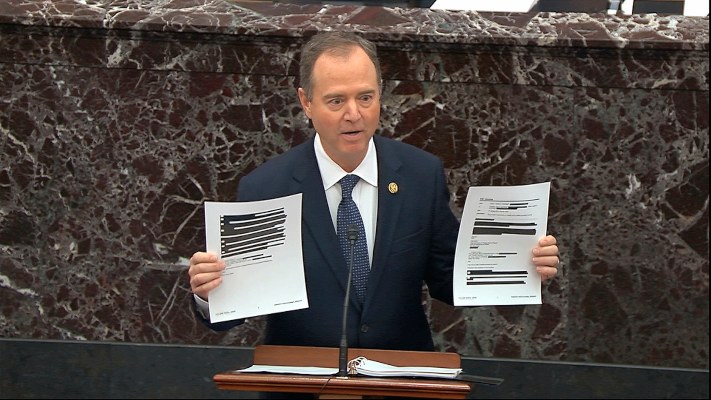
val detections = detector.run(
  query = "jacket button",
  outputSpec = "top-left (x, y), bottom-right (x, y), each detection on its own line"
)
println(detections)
top-left (360, 324), bottom-right (369, 333)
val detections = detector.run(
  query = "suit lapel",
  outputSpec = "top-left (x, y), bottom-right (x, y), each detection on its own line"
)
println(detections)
top-left (364, 136), bottom-right (404, 311)
top-left (293, 140), bottom-right (356, 307)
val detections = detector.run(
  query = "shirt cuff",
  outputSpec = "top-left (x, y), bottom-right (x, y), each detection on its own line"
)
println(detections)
top-left (194, 294), bottom-right (210, 321)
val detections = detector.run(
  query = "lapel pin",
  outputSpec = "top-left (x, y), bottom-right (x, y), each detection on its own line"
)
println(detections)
top-left (388, 182), bottom-right (398, 194)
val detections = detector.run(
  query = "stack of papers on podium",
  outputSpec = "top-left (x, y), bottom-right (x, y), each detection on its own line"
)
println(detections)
top-left (347, 357), bottom-right (462, 379)
top-left (237, 365), bottom-right (338, 376)
top-left (237, 357), bottom-right (462, 379)
top-left (430, 0), bottom-right (539, 12)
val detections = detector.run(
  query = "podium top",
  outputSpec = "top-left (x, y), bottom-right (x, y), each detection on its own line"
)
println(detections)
top-left (213, 345), bottom-right (473, 399)
top-left (252, 345), bottom-right (462, 369)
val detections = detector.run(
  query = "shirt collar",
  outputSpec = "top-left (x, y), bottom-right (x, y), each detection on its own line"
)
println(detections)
top-left (314, 133), bottom-right (378, 190)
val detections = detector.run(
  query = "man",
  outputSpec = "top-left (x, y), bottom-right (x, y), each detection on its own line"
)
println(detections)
top-left (189, 31), bottom-right (559, 351)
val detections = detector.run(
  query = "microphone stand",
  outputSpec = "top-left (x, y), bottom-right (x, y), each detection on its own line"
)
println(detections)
top-left (338, 225), bottom-right (358, 377)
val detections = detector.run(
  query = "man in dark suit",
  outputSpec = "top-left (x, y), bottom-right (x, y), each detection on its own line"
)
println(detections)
top-left (188, 31), bottom-right (560, 351)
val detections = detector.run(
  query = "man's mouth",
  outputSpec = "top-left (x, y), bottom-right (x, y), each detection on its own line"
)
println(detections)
top-left (342, 130), bottom-right (361, 135)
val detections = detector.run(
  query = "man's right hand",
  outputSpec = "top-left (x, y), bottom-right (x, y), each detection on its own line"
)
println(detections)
top-left (188, 251), bottom-right (225, 301)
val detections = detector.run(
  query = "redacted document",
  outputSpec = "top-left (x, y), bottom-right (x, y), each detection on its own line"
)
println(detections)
top-left (204, 194), bottom-right (308, 323)
top-left (453, 182), bottom-right (550, 306)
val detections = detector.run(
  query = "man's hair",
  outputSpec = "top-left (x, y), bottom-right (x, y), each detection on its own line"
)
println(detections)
top-left (299, 31), bottom-right (382, 100)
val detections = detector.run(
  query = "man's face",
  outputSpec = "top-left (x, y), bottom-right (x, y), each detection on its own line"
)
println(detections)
top-left (298, 46), bottom-right (381, 172)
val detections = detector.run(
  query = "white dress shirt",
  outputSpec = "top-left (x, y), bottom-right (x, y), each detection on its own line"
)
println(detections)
top-left (313, 133), bottom-right (378, 264)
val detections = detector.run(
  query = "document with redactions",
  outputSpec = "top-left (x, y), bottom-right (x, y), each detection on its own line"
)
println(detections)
top-left (204, 194), bottom-right (308, 323)
top-left (453, 182), bottom-right (550, 306)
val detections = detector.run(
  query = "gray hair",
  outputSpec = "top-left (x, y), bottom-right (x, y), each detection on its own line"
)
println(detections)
top-left (299, 31), bottom-right (382, 100)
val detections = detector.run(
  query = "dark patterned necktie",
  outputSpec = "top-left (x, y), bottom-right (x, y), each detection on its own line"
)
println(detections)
top-left (337, 174), bottom-right (370, 303)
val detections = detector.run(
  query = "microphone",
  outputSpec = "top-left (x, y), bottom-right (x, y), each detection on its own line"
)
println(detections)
top-left (338, 224), bottom-right (358, 377)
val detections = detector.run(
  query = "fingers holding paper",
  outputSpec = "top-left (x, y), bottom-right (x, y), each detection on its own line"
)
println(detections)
top-left (188, 251), bottom-right (225, 300)
top-left (532, 235), bottom-right (559, 282)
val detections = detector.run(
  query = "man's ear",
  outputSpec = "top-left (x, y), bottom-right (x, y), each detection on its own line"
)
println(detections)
top-left (297, 88), bottom-right (312, 119)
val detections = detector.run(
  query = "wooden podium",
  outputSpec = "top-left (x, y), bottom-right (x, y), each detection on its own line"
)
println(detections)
top-left (213, 345), bottom-right (473, 399)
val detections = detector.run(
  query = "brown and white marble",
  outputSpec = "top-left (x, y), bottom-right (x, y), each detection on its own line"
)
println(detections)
top-left (0, 0), bottom-right (708, 369)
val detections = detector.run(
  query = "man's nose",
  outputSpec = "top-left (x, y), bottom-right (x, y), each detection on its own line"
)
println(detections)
top-left (343, 99), bottom-right (361, 121)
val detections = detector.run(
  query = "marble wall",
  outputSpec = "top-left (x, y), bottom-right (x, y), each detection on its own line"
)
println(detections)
top-left (0, 0), bottom-right (708, 369)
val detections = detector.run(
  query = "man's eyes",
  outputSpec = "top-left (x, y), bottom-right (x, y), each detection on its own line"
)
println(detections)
top-left (327, 95), bottom-right (374, 106)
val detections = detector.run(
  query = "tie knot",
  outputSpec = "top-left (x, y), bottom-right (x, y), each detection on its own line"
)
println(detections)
top-left (340, 174), bottom-right (360, 199)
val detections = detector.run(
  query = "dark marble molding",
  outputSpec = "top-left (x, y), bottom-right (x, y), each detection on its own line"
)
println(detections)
top-left (0, 0), bottom-right (707, 50)
top-left (0, 0), bottom-right (708, 371)
top-left (1, 12), bottom-right (707, 93)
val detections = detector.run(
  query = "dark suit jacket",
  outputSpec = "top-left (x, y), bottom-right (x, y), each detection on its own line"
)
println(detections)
top-left (202, 134), bottom-right (460, 351)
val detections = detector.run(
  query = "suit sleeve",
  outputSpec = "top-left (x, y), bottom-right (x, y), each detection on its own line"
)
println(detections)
top-left (423, 159), bottom-right (460, 305)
